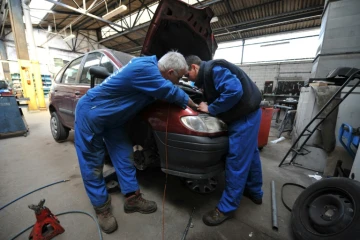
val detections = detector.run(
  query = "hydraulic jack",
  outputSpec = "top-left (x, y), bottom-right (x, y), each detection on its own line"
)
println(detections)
top-left (28, 199), bottom-right (65, 240)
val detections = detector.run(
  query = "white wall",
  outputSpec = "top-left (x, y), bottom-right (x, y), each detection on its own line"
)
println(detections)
top-left (238, 60), bottom-right (313, 92)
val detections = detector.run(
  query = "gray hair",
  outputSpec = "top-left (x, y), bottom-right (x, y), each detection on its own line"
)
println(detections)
top-left (158, 51), bottom-right (188, 74)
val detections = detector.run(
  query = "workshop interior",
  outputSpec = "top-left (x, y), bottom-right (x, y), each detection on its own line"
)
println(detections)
top-left (0, 0), bottom-right (360, 239)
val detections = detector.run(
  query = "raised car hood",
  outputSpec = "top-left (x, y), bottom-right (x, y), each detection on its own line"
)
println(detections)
top-left (141, 0), bottom-right (217, 61)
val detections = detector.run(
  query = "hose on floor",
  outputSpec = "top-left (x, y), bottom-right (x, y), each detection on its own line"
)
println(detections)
top-left (281, 183), bottom-right (306, 212)
top-left (0, 179), bottom-right (69, 211)
top-left (9, 210), bottom-right (103, 240)
top-left (1, 179), bottom-right (102, 240)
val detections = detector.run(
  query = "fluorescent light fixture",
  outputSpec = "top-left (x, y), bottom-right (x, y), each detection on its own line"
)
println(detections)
top-left (210, 17), bottom-right (218, 23)
top-left (102, 5), bottom-right (127, 20)
top-left (63, 34), bottom-right (76, 42)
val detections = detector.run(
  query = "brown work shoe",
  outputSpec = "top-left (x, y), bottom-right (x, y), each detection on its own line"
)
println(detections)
top-left (94, 197), bottom-right (118, 234)
top-left (203, 208), bottom-right (232, 226)
top-left (124, 191), bottom-right (157, 214)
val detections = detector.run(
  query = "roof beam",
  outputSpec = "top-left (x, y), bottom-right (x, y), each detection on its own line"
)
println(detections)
top-left (98, 22), bottom-right (150, 44)
top-left (195, 0), bottom-right (222, 7)
top-left (72, 1), bottom-right (117, 30)
top-left (108, 25), bottom-right (141, 46)
top-left (45, 0), bottom-right (126, 30)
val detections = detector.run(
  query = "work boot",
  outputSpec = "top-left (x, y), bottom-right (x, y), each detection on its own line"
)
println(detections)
top-left (94, 197), bottom-right (118, 234)
top-left (124, 190), bottom-right (157, 214)
top-left (243, 190), bottom-right (263, 205)
top-left (203, 208), bottom-right (232, 226)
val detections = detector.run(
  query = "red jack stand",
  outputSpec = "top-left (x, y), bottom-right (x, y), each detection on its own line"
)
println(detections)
top-left (28, 199), bottom-right (65, 240)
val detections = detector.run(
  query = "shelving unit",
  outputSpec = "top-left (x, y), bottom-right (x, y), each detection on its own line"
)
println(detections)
top-left (41, 74), bottom-right (52, 96)
top-left (10, 73), bottom-right (53, 98)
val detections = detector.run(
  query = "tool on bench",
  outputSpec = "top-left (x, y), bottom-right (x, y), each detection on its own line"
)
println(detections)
top-left (28, 199), bottom-right (65, 240)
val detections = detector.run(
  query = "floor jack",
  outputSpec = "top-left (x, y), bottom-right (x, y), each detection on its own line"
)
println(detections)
top-left (28, 199), bottom-right (65, 240)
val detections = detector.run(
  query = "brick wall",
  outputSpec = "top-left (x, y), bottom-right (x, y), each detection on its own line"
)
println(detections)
top-left (237, 60), bottom-right (313, 92)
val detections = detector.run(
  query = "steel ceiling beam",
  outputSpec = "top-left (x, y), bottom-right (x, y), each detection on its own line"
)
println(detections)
top-left (98, 22), bottom-right (150, 44)
top-left (195, 0), bottom-right (222, 7)
top-left (45, 0), bottom-right (126, 30)
top-left (108, 24), bottom-right (141, 46)
top-left (71, 1), bottom-right (118, 30)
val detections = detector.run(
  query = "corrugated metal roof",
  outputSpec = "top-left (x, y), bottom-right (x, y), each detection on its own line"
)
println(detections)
top-left (1, 0), bottom-right (325, 53)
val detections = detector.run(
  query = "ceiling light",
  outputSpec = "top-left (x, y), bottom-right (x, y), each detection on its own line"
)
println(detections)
top-left (102, 5), bottom-right (127, 20)
top-left (210, 17), bottom-right (218, 23)
top-left (63, 34), bottom-right (76, 42)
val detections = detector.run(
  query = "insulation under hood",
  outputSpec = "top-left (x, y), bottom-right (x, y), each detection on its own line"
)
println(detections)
top-left (141, 0), bottom-right (218, 61)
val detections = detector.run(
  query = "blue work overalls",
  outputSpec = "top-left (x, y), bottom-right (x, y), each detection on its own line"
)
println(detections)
top-left (207, 66), bottom-right (263, 213)
top-left (74, 56), bottom-right (189, 207)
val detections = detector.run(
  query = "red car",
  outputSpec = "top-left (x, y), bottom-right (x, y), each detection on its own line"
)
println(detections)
top-left (49, 0), bottom-right (228, 193)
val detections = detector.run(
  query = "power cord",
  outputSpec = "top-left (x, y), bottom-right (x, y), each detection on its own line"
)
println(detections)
top-left (281, 183), bottom-right (306, 212)
top-left (162, 103), bottom-right (171, 240)
top-left (0, 179), bottom-right (69, 211)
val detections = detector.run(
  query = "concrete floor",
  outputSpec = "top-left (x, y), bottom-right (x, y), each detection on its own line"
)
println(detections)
top-left (0, 109), bottom-right (320, 240)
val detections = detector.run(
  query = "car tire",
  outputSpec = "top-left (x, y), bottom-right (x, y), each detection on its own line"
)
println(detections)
top-left (291, 178), bottom-right (360, 240)
top-left (50, 112), bottom-right (69, 142)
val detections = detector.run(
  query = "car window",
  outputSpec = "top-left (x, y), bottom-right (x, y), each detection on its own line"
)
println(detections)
top-left (54, 67), bottom-right (66, 84)
top-left (100, 55), bottom-right (116, 74)
top-left (79, 52), bottom-right (102, 85)
top-left (61, 57), bottom-right (82, 84)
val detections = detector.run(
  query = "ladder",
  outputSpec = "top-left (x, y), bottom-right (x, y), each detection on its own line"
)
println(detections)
top-left (279, 67), bottom-right (360, 169)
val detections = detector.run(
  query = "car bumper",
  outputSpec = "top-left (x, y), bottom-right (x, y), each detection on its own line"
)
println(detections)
top-left (153, 131), bottom-right (228, 179)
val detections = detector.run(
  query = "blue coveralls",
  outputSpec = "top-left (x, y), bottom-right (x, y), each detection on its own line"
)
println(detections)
top-left (208, 66), bottom-right (263, 214)
top-left (74, 56), bottom-right (189, 207)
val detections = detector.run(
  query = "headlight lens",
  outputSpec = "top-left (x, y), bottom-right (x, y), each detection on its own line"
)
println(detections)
top-left (181, 114), bottom-right (227, 133)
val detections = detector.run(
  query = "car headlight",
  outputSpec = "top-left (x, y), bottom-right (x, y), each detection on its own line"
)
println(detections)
top-left (180, 114), bottom-right (227, 133)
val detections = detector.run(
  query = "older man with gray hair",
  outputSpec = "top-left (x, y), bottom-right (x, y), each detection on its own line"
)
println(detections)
top-left (74, 51), bottom-right (197, 233)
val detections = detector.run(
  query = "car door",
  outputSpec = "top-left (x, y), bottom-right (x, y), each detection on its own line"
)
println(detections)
top-left (55, 57), bottom-right (83, 127)
top-left (73, 52), bottom-right (118, 118)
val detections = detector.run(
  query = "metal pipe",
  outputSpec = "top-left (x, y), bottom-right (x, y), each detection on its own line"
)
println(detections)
top-left (271, 180), bottom-right (278, 231)
top-left (22, 0), bottom-right (38, 60)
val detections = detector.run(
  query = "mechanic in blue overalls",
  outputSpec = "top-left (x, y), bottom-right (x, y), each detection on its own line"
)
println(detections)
top-left (75, 51), bottom-right (197, 233)
top-left (185, 55), bottom-right (263, 226)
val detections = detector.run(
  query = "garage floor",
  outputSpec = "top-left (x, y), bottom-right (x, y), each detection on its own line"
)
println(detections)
top-left (0, 109), bottom-right (318, 240)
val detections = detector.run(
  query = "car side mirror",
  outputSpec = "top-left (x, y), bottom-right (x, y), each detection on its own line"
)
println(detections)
top-left (89, 66), bottom-right (111, 88)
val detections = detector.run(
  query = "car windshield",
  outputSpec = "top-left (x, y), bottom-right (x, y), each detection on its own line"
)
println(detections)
top-left (110, 50), bottom-right (134, 66)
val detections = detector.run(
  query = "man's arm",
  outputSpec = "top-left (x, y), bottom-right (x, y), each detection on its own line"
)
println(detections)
top-left (131, 63), bottom-right (195, 109)
top-left (207, 66), bottom-right (243, 116)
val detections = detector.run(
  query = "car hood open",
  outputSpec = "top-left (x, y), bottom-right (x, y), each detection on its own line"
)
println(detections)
top-left (141, 0), bottom-right (217, 61)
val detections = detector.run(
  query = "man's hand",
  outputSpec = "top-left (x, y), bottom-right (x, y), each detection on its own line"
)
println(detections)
top-left (187, 98), bottom-right (199, 109)
top-left (197, 102), bottom-right (209, 113)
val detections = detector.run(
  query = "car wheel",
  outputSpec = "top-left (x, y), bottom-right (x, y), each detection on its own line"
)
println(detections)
top-left (182, 177), bottom-right (218, 194)
top-left (50, 112), bottom-right (69, 142)
top-left (291, 178), bottom-right (360, 240)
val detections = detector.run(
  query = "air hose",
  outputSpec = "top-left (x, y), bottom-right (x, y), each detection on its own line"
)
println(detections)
top-left (0, 179), bottom-right (103, 240)
top-left (0, 179), bottom-right (69, 211)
